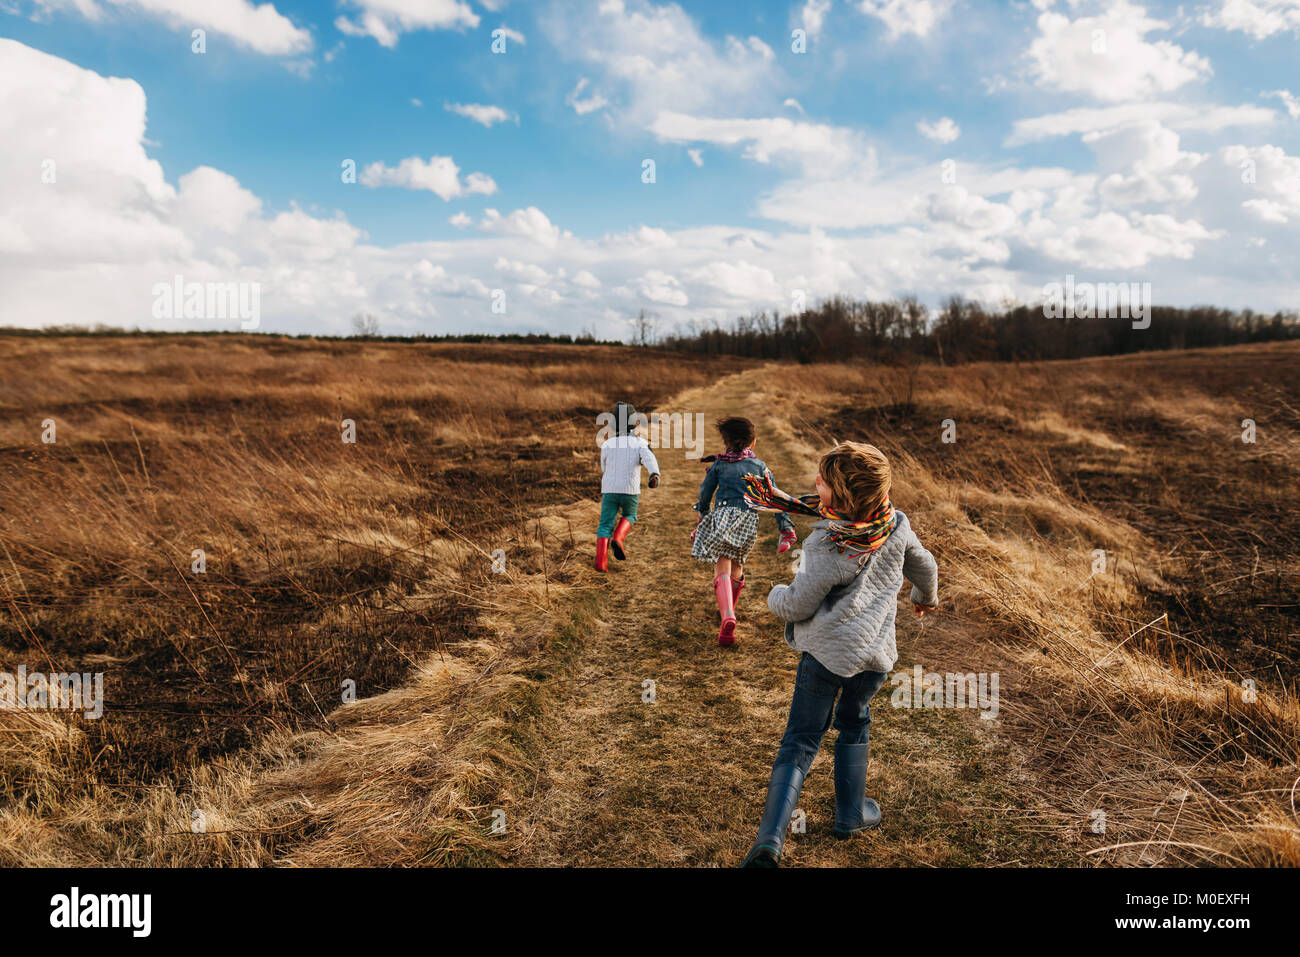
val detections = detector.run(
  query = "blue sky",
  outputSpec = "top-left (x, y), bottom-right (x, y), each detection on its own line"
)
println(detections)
top-left (1, 0), bottom-right (1298, 338)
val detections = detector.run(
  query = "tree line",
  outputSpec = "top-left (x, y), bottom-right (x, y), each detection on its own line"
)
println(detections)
top-left (653, 296), bottom-right (1299, 364)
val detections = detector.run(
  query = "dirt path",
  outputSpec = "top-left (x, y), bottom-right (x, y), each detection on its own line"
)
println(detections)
top-left (512, 367), bottom-right (1079, 867)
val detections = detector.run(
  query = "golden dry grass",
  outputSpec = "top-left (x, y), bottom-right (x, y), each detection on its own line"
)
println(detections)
top-left (1, 335), bottom-right (1296, 867)
top-left (0, 333), bottom-right (738, 865)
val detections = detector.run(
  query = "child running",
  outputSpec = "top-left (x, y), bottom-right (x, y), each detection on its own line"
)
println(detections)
top-left (595, 401), bottom-right (660, 572)
top-left (740, 441), bottom-right (938, 867)
top-left (692, 416), bottom-right (798, 646)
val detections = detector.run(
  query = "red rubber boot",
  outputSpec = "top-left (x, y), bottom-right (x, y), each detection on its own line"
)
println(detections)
top-left (715, 573), bottom-right (737, 645)
top-left (610, 517), bottom-right (633, 560)
top-left (731, 576), bottom-right (745, 618)
top-left (595, 537), bottom-right (609, 572)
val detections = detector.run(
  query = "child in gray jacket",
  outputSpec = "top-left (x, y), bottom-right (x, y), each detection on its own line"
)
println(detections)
top-left (742, 441), bottom-right (938, 867)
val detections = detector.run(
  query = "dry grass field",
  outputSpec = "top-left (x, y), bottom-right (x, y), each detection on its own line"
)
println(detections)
top-left (0, 334), bottom-right (1295, 866)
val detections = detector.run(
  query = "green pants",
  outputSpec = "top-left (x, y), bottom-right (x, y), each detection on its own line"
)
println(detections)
top-left (597, 493), bottom-right (639, 537)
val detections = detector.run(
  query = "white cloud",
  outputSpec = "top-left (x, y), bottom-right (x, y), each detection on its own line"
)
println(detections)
top-left (360, 156), bottom-right (497, 200)
top-left (1084, 121), bottom-right (1204, 206)
top-left (33, 0), bottom-right (312, 55)
top-left (565, 77), bottom-right (609, 115)
top-left (493, 24), bottom-right (526, 44)
top-left (1026, 211), bottom-right (1221, 269)
top-left (334, 0), bottom-right (478, 47)
top-left (649, 112), bottom-right (866, 173)
top-left (542, 0), bottom-right (780, 127)
top-left (1222, 144), bottom-right (1300, 223)
top-left (1200, 0), bottom-right (1300, 39)
top-left (687, 148), bottom-right (703, 166)
top-left (1026, 2), bottom-right (1210, 102)
top-left (1265, 89), bottom-right (1300, 119)
top-left (1006, 102), bottom-right (1276, 145)
top-left (685, 259), bottom-right (782, 301)
top-left (445, 102), bottom-right (511, 126)
top-left (917, 116), bottom-right (961, 143)
top-left (637, 269), bottom-right (688, 306)
top-left (797, 0), bottom-right (832, 38)
top-left (855, 0), bottom-right (953, 38)
top-left (495, 257), bottom-right (550, 284)
top-left (4, 37), bottom-right (1297, 341)
top-left (478, 207), bottom-right (565, 247)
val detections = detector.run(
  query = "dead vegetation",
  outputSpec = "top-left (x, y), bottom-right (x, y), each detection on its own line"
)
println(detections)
top-left (768, 341), bottom-right (1300, 865)
top-left (0, 334), bottom-right (735, 865)
top-left (1, 335), bottom-right (1295, 867)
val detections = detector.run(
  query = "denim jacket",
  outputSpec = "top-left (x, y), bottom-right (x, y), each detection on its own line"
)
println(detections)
top-left (695, 456), bottom-right (794, 533)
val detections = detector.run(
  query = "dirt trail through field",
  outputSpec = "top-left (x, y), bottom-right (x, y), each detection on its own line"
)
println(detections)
top-left (512, 367), bottom-right (1076, 867)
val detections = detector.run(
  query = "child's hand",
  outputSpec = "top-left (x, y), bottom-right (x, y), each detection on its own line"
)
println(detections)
top-left (777, 529), bottom-right (797, 554)
top-left (648, 473), bottom-right (660, 489)
top-left (913, 603), bottom-right (937, 618)
top-left (690, 513), bottom-right (702, 542)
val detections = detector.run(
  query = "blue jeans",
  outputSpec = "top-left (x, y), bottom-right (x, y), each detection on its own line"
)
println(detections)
top-left (773, 653), bottom-right (889, 773)
top-left (597, 492), bottom-right (639, 537)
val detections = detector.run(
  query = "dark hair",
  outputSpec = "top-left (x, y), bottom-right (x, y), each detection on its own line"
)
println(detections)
top-left (715, 416), bottom-right (755, 453)
top-left (612, 402), bottom-right (638, 436)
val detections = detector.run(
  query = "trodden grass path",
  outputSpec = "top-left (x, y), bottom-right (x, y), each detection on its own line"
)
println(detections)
top-left (510, 367), bottom-right (1081, 867)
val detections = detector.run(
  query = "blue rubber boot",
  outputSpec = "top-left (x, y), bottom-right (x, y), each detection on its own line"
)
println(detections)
top-left (741, 764), bottom-right (805, 868)
top-left (832, 742), bottom-right (881, 838)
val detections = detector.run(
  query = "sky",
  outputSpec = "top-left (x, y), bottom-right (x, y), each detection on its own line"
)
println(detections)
top-left (1, 0), bottom-right (1297, 340)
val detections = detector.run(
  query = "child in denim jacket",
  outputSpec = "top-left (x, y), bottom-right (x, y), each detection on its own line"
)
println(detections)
top-left (692, 416), bottom-right (797, 645)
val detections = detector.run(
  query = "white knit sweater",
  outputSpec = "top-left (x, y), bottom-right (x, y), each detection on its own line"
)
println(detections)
top-left (767, 510), bottom-right (938, 677)
top-left (600, 435), bottom-right (661, 495)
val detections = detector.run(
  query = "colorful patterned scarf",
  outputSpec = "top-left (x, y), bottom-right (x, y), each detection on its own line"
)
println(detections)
top-left (701, 447), bottom-right (756, 464)
top-left (742, 473), bottom-right (896, 557)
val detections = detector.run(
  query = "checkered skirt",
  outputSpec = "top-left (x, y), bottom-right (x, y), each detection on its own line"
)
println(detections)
top-left (691, 505), bottom-right (760, 563)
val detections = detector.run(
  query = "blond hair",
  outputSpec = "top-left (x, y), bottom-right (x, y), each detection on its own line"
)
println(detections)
top-left (819, 441), bottom-right (891, 521)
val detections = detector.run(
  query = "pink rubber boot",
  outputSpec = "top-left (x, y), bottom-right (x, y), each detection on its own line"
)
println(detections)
top-left (731, 576), bottom-right (745, 618)
top-left (714, 573), bottom-right (737, 645)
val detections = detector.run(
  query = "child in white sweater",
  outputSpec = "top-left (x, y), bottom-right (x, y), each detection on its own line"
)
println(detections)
top-left (595, 401), bottom-right (660, 572)
top-left (742, 441), bottom-right (938, 867)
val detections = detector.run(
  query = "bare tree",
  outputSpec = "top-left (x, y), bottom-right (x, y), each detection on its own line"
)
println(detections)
top-left (632, 309), bottom-right (659, 347)
top-left (351, 312), bottom-right (381, 338)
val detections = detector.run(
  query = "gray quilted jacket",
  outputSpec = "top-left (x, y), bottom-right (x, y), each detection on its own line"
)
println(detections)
top-left (768, 510), bottom-right (938, 677)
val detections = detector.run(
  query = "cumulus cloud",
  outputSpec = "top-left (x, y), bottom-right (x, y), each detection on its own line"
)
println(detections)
top-left (855, 0), bottom-right (953, 38)
top-left (1026, 2), bottom-right (1210, 102)
top-left (917, 116), bottom-right (961, 143)
top-left (1265, 88), bottom-right (1300, 119)
top-left (3, 34), bottom-right (1296, 341)
top-left (1006, 101), bottom-right (1276, 146)
top-left (493, 24), bottom-right (526, 45)
top-left (1084, 121), bottom-right (1204, 206)
top-left (649, 112), bottom-right (866, 173)
top-left (445, 102), bottom-right (512, 126)
top-left (1200, 0), bottom-right (1300, 39)
top-left (478, 207), bottom-right (565, 247)
top-left (334, 0), bottom-right (478, 47)
top-left (796, 0), bottom-right (832, 38)
top-left (33, 0), bottom-right (312, 55)
top-left (565, 77), bottom-right (608, 115)
top-left (1222, 144), bottom-right (1300, 223)
top-left (541, 0), bottom-right (779, 127)
top-left (359, 156), bottom-right (497, 200)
